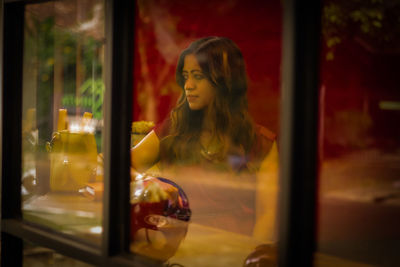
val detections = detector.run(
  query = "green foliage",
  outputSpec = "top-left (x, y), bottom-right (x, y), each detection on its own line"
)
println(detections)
top-left (322, 0), bottom-right (400, 60)
top-left (24, 10), bottom-right (105, 151)
top-left (61, 78), bottom-right (105, 120)
top-left (26, 13), bottom-right (104, 108)
top-left (79, 78), bottom-right (105, 120)
top-left (26, 17), bottom-right (55, 145)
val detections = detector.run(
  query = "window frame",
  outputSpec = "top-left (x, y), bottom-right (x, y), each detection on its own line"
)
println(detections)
top-left (278, 1), bottom-right (321, 266)
top-left (0, 0), bottom-right (322, 266)
top-left (1, 0), bottom-right (160, 266)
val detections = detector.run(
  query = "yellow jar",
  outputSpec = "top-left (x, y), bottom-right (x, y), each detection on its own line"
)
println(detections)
top-left (47, 130), bottom-right (98, 192)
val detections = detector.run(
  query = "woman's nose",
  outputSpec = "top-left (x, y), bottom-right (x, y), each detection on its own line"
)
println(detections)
top-left (184, 78), bottom-right (195, 91)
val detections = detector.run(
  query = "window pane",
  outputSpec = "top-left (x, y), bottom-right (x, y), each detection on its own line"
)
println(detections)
top-left (316, 0), bottom-right (400, 266)
top-left (22, 0), bottom-right (105, 245)
top-left (24, 241), bottom-right (94, 267)
top-left (130, 1), bottom-right (282, 266)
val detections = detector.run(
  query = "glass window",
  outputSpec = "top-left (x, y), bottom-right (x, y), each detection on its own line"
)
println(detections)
top-left (24, 241), bottom-right (94, 267)
top-left (316, 0), bottom-right (400, 266)
top-left (21, 0), bottom-right (105, 245)
top-left (130, 1), bottom-right (282, 266)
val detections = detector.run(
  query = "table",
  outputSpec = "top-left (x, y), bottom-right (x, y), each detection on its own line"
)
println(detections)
top-left (22, 193), bottom-right (374, 267)
top-left (22, 193), bottom-right (102, 244)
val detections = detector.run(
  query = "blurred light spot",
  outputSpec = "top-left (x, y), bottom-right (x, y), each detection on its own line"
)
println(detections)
top-left (89, 226), bottom-right (102, 234)
top-left (69, 123), bottom-right (81, 133)
top-left (379, 101), bottom-right (400, 110)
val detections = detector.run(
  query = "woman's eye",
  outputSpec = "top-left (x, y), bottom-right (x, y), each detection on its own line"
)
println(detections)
top-left (194, 74), bottom-right (204, 80)
top-left (182, 75), bottom-right (188, 80)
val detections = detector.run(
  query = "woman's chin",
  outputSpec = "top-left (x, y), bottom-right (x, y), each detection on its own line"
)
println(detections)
top-left (188, 104), bottom-right (202, 110)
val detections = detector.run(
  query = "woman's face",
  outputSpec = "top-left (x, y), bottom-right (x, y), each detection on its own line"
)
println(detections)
top-left (182, 54), bottom-right (216, 110)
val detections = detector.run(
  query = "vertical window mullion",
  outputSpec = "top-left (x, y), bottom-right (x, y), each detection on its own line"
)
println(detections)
top-left (1, 1), bottom-right (24, 266)
top-left (102, 0), bottom-right (134, 258)
top-left (278, 0), bottom-right (322, 266)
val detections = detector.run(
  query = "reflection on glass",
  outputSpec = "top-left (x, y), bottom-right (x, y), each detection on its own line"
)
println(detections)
top-left (24, 241), bottom-right (94, 266)
top-left (316, 0), bottom-right (400, 266)
top-left (22, 0), bottom-right (105, 245)
top-left (131, 1), bottom-right (282, 266)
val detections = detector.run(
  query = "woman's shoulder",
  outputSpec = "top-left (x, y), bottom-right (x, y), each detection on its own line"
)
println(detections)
top-left (247, 124), bottom-right (277, 170)
top-left (254, 124), bottom-right (277, 142)
top-left (253, 124), bottom-right (276, 152)
top-left (154, 117), bottom-right (172, 139)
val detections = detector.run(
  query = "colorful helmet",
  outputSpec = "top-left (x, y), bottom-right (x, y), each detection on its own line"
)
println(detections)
top-left (130, 174), bottom-right (191, 261)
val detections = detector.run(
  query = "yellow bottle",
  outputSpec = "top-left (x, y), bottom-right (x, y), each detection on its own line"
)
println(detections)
top-left (57, 109), bottom-right (68, 131)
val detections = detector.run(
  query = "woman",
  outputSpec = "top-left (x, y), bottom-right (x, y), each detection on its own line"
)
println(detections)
top-left (131, 36), bottom-right (278, 241)
top-left (132, 36), bottom-right (276, 174)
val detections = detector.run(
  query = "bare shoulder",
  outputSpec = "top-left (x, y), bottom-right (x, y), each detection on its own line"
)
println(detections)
top-left (247, 124), bottom-right (277, 171)
top-left (255, 124), bottom-right (277, 142)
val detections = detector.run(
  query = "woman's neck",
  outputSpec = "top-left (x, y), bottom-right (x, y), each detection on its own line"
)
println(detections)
top-left (201, 120), bottom-right (213, 133)
top-left (201, 106), bottom-right (214, 132)
top-left (200, 109), bottom-right (217, 153)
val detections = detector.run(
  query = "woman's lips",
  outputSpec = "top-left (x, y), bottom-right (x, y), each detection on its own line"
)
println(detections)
top-left (186, 95), bottom-right (198, 102)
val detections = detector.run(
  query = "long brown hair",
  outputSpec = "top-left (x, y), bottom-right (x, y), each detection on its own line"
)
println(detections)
top-left (160, 37), bottom-right (255, 166)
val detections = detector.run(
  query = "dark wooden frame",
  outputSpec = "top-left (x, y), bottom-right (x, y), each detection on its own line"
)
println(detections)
top-left (0, 0), bottom-right (322, 266)
top-left (278, 0), bottom-right (321, 266)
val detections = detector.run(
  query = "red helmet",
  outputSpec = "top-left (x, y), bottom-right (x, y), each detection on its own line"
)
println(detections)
top-left (130, 174), bottom-right (191, 261)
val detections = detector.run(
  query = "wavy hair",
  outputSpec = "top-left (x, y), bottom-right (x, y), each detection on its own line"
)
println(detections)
top-left (160, 37), bottom-right (255, 165)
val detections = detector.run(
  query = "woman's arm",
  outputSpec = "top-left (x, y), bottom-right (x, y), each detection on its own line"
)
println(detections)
top-left (131, 130), bottom-right (160, 172)
top-left (253, 140), bottom-right (279, 242)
